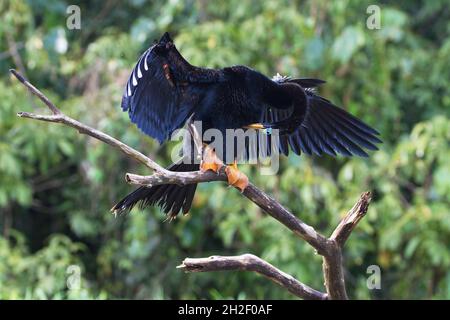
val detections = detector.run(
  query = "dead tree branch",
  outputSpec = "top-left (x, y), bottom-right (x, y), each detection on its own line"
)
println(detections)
top-left (177, 254), bottom-right (327, 300)
top-left (331, 191), bottom-right (372, 247)
top-left (11, 69), bottom-right (372, 300)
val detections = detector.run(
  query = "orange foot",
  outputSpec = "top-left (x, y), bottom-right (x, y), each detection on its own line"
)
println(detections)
top-left (225, 160), bottom-right (249, 192)
top-left (200, 145), bottom-right (224, 173)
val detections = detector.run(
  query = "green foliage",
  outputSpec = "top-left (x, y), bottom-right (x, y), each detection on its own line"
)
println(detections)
top-left (0, 0), bottom-right (449, 299)
top-left (0, 232), bottom-right (103, 299)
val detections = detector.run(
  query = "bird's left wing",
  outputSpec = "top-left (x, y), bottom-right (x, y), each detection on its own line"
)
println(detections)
top-left (261, 94), bottom-right (382, 158)
top-left (122, 45), bottom-right (200, 143)
top-left (254, 76), bottom-right (381, 158)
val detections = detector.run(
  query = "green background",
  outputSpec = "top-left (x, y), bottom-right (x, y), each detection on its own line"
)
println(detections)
top-left (0, 0), bottom-right (449, 299)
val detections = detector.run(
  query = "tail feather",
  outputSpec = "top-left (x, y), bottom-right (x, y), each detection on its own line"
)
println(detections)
top-left (111, 161), bottom-right (198, 218)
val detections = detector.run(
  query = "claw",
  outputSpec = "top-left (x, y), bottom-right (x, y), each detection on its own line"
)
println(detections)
top-left (200, 145), bottom-right (223, 173)
top-left (225, 160), bottom-right (249, 192)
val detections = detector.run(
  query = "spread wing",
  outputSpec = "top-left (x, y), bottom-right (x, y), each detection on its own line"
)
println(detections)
top-left (262, 93), bottom-right (381, 158)
top-left (249, 76), bottom-right (381, 159)
top-left (122, 45), bottom-right (199, 143)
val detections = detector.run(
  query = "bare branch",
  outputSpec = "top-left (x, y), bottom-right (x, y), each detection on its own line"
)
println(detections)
top-left (16, 110), bottom-right (168, 174)
top-left (178, 254), bottom-right (327, 300)
top-left (330, 192), bottom-right (372, 247)
top-left (187, 120), bottom-right (203, 161)
top-left (242, 184), bottom-right (330, 254)
top-left (320, 192), bottom-right (372, 299)
top-left (126, 171), bottom-right (329, 255)
top-left (322, 243), bottom-right (348, 300)
top-left (125, 170), bottom-right (226, 186)
top-left (10, 70), bottom-right (167, 174)
top-left (10, 69), bottom-right (61, 115)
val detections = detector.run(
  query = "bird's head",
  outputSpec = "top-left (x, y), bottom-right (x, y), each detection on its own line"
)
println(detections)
top-left (154, 32), bottom-right (175, 54)
top-left (153, 32), bottom-right (192, 68)
top-left (159, 32), bottom-right (173, 47)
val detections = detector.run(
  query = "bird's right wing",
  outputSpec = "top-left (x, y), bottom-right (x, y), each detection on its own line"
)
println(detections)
top-left (121, 44), bottom-right (219, 144)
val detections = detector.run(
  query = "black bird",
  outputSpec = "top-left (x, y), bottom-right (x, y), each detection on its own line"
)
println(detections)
top-left (112, 32), bottom-right (381, 218)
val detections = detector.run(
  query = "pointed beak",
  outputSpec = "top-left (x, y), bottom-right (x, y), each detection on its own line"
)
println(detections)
top-left (244, 123), bottom-right (265, 129)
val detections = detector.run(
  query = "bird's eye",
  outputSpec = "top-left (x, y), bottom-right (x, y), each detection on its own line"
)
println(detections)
top-left (165, 42), bottom-right (174, 50)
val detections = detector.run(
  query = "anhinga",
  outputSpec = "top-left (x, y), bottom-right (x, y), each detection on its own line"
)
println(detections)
top-left (112, 32), bottom-right (381, 218)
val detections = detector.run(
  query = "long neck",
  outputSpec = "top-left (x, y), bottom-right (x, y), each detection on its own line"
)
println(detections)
top-left (167, 47), bottom-right (223, 83)
top-left (285, 83), bottom-right (308, 126)
top-left (264, 80), bottom-right (307, 111)
top-left (262, 79), bottom-right (308, 133)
